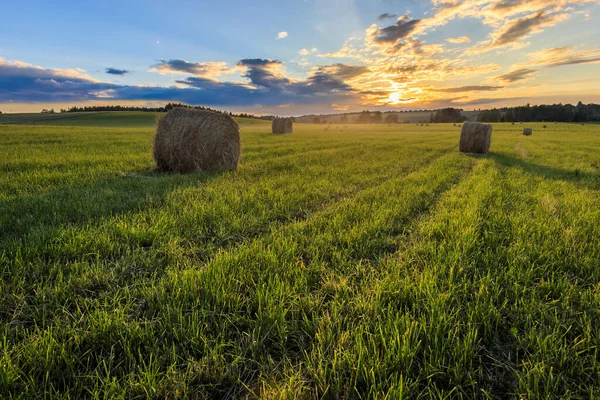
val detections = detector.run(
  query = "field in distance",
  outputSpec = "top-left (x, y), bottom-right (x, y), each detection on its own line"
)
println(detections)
top-left (0, 111), bottom-right (270, 128)
top-left (1, 118), bottom-right (599, 398)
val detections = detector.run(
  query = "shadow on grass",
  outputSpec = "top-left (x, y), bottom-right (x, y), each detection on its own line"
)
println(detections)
top-left (0, 168), bottom-right (228, 248)
top-left (468, 152), bottom-right (600, 191)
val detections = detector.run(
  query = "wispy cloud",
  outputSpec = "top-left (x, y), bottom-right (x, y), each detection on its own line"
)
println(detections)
top-left (368, 15), bottom-right (421, 45)
top-left (496, 68), bottom-right (539, 83)
top-left (525, 46), bottom-right (600, 67)
top-left (446, 36), bottom-right (471, 44)
top-left (377, 13), bottom-right (397, 21)
top-left (432, 85), bottom-right (504, 92)
top-left (276, 31), bottom-right (288, 40)
top-left (105, 68), bottom-right (130, 76)
top-left (149, 59), bottom-right (237, 77)
top-left (298, 48), bottom-right (318, 56)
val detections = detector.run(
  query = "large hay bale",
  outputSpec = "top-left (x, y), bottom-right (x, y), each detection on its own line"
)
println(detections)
top-left (153, 108), bottom-right (240, 172)
top-left (459, 121), bottom-right (492, 154)
top-left (523, 128), bottom-right (533, 136)
top-left (272, 117), bottom-right (293, 134)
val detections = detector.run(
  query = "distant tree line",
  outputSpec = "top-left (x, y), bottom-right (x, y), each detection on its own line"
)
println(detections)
top-left (353, 111), bottom-right (410, 124)
top-left (60, 103), bottom-right (266, 120)
top-left (429, 108), bottom-right (468, 123)
top-left (477, 102), bottom-right (600, 123)
top-left (20, 101), bottom-right (599, 124)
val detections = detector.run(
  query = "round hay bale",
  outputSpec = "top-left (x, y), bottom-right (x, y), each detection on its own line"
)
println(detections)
top-left (153, 108), bottom-right (240, 172)
top-left (459, 121), bottom-right (492, 154)
top-left (272, 117), bottom-right (293, 134)
top-left (523, 128), bottom-right (533, 136)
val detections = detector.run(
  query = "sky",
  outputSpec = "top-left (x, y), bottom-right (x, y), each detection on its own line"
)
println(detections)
top-left (1, 0), bottom-right (599, 115)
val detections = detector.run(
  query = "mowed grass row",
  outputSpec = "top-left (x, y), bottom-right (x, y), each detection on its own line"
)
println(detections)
top-left (1, 120), bottom-right (600, 398)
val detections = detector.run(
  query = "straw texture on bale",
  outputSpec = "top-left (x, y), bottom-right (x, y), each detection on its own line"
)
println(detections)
top-left (153, 108), bottom-right (241, 172)
top-left (459, 121), bottom-right (492, 154)
top-left (272, 118), bottom-right (293, 134)
top-left (523, 128), bottom-right (533, 136)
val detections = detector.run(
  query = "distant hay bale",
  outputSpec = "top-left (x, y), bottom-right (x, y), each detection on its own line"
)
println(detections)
top-left (543, 124), bottom-right (547, 129)
top-left (153, 108), bottom-right (240, 172)
top-left (523, 128), bottom-right (533, 136)
top-left (459, 121), bottom-right (492, 154)
top-left (272, 117), bottom-right (293, 134)
top-left (426, 123), bottom-right (430, 126)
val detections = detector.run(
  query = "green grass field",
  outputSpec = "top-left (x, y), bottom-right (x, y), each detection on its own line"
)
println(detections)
top-left (1, 114), bottom-right (599, 398)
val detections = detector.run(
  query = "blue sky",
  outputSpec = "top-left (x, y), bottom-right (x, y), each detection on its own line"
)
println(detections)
top-left (1, 0), bottom-right (599, 114)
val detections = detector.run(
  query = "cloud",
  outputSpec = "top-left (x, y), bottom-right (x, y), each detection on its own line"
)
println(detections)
top-left (492, 11), bottom-right (565, 47)
top-left (452, 96), bottom-right (525, 106)
top-left (298, 48), bottom-right (318, 56)
top-left (432, 85), bottom-right (504, 92)
top-left (0, 58), bottom-right (112, 102)
top-left (318, 39), bottom-right (360, 59)
top-left (149, 59), bottom-right (235, 77)
top-left (314, 63), bottom-right (370, 81)
top-left (524, 46), bottom-right (600, 67)
top-left (468, 11), bottom-right (569, 53)
top-left (446, 36), bottom-right (471, 44)
top-left (495, 68), bottom-right (539, 83)
top-left (377, 13), bottom-right (397, 21)
top-left (493, 46), bottom-right (600, 84)
top-left (276, 31), bottom-right (288, 40)
top-left (105, 68), bottom-right (130, 76)
top-left (369, 15), bottom-right (421, 45)
top-left (236, 58), bottom-right (290, 90)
